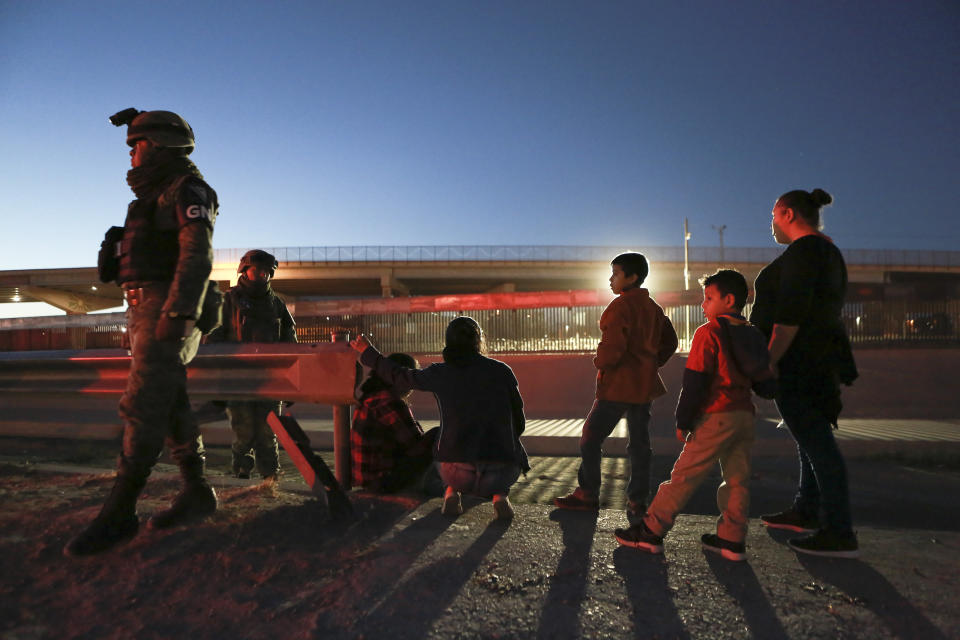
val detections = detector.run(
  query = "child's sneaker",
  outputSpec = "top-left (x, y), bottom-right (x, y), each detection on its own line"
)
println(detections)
top-left (614, 522), bottom-right (664, 553)
top-left (553, 487), bottom-right (600, 511)
top-left (760, 508), bottom-right (819, 533)
top-left (701, 533), bottom-right (747, 562)
top-left (788, 529), bottom-right (860, 559)
top-left (492, 495), bottom-right (514, 520)
top-left (442, 488), bottom-right (462, 516)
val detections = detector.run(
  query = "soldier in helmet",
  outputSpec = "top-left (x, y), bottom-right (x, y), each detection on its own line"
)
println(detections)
top-left (65, 108), bottom-right (220, 556)
top-left (208, 250), bottom-right (297, 481)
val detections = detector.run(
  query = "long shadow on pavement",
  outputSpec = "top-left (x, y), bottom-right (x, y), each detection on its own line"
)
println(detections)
top-left (703, 551), bottom-right (789, 639)
top-left (356, 517), bottom-right (511, 639)
top-left (536, 509), bottom-right (600, 639)
top-left (309, 506), bottom-right (461, 633)
top-left (613, 546), bottom-right (688, 639)
top-left (797, 554), bottom-right (949, 640)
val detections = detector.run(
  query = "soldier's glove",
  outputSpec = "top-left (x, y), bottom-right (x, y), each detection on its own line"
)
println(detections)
top-left (155, 313), bottom-right (194, 341)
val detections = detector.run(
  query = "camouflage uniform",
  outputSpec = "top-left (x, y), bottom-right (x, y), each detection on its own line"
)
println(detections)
top-left (65, 109), bottom-right (219, 556)
top-left (209, 254), bottom-right (297, 478)
top-left (117, 176), bottom-right (217, 488)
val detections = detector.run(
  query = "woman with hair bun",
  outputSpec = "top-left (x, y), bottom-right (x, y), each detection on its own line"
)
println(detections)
top-left (350, 316), bottom-right (529, 520)
top-left (750, 188), bottom-right (860, 558)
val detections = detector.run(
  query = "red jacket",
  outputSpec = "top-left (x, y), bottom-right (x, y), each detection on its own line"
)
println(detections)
top-left (594, 287), bottom-right (678, 403)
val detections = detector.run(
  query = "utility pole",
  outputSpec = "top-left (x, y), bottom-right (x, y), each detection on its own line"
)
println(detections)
top-left (683, 218), bottom-right (691, 350)
top-left (712, 224), bottom-right (726, 263)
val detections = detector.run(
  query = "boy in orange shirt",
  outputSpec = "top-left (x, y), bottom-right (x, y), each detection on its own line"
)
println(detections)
top-left (614, 269), bottom-right (774, 560)
top-left (554, 252), bottom-right (678, 525)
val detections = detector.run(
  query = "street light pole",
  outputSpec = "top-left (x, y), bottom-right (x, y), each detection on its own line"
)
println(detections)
top-left (683, 218), bottom-right (691, 350)
top-left (712, 224), bottom-right (726, 263)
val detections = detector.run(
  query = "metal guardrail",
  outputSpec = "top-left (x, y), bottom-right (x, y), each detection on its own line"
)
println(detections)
top-left (0, 342), bottom-right (359, 484)
top-left (213, 245), bottom-right (960, 267)
top-left (0, 343), bottom-right (358, 404)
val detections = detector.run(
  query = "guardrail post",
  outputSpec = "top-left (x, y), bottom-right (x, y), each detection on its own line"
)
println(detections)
top-left (331, 330), bottom-right (352, 488)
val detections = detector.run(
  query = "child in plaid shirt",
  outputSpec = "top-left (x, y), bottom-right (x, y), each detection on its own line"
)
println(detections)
top-left (351, 353), bottom-right (437, 493)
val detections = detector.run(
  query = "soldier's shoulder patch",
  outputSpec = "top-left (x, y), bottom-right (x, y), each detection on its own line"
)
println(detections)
top-left (175, 177), bottom-right (217, 227)
top-left (176, 177), bottom-right (212, 206)
top-left (183, 203), bottom-right (215, 223)
top-left (187, 182), bottom-right (209, 203)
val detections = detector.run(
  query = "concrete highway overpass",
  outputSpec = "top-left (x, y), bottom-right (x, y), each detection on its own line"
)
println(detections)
top-left (2, 245), bottom-right (960, 315)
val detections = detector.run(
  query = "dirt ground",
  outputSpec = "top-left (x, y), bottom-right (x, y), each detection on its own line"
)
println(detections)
top-left (1, 437), bottom-right (959, 639)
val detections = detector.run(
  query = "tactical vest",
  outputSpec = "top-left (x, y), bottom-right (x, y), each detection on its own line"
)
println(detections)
top-left (116, 175), bottom-right (191, 285)
top-left (228, 288), bottom-right (285, 343)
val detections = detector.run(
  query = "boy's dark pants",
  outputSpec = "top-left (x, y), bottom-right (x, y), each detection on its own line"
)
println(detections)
top-left (776, 393), bottom-right (853, 534)
top-left (577, 400), bottom-right (651, 520)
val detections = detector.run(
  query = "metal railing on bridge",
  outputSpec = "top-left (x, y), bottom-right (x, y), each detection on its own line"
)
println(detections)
top-left (2, 299), bottom-right (957, 354)
top-left (213, 245), bottom-right (960, 268)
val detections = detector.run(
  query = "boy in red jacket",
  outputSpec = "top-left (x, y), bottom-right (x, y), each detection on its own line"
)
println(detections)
top-left (554, 252), bottom-right (678, 526)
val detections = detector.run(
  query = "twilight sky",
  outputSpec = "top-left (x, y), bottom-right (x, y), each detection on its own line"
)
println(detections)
top-left (1, 0), bottom-right (958, 273)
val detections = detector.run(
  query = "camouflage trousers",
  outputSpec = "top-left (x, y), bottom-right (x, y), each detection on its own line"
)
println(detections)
top-left (227, 401), bottom-right (280, 477)
top-left (117, 283), bottom-right (205, 483)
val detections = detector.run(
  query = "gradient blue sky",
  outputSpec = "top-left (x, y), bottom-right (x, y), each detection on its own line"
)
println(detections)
top-left (2, 0), bottom-right (958, 273)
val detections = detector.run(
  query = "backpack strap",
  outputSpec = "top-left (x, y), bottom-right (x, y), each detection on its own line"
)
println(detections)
top-left (716, 315), bottom-right (778, 399)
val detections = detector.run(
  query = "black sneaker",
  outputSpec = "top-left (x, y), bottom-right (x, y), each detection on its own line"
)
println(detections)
top-left (760, 508), bottom-right (819, 533)
top-left (788, 529), bottom-right (860, 559)
top-left (614, 522), bottom-right (664, 553)
top-left (554, 488), bottom-right (600, 511)
top-left (701, 533), bottom-right (747, 562)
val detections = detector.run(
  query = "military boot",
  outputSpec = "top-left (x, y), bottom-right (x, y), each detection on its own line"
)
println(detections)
top-left (64, 474), bottom-right (142, 556)
top-left (149, 455), bottom-right (217, 529)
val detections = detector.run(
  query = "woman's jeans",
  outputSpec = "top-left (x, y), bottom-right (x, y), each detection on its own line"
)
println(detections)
top-left (440, 462), bottom-right (521, 498)
top-left (776, 394), bottom-right (854, 534)
top-left (576, 400), bottom-right (652, 521)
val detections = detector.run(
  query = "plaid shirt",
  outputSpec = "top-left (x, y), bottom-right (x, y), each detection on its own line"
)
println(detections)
top-left (351, 389), bottom-right (428, 489)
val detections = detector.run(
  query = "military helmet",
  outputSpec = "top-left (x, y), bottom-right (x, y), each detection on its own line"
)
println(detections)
top-left (109, 108), bottom-right (195, 153)
top-left (238, 250), bottom-right (279, 276)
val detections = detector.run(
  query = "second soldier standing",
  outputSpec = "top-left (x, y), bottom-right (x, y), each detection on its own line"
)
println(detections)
top-left (208, 250), bottom-right (297, 481)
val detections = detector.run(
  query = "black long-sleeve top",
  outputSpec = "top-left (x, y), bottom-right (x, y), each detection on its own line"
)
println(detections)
top-left (750, 235), bottom-right (857, 392)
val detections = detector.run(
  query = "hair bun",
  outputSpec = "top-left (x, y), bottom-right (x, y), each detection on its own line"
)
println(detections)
top-left (810, 188), bottom-right (833, 206)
